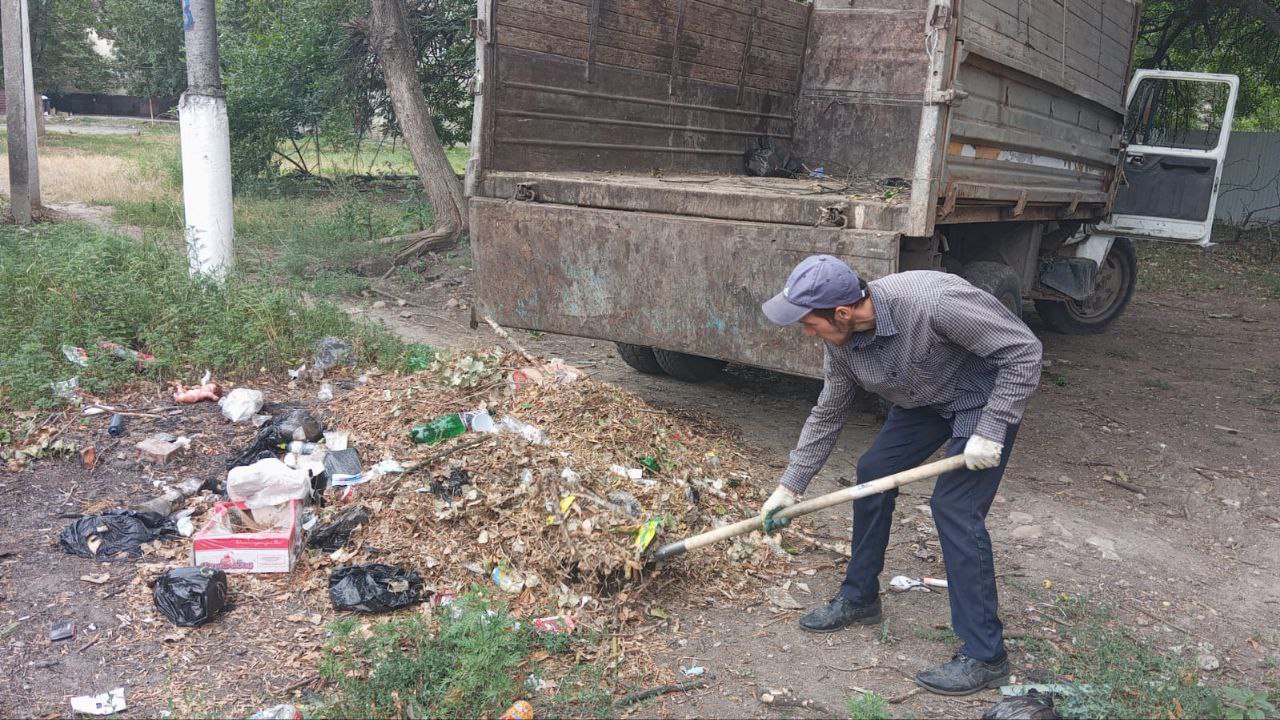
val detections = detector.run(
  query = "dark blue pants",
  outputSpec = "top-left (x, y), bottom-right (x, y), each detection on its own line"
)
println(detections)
top-left (839, 405), bottom-right (1019, 663)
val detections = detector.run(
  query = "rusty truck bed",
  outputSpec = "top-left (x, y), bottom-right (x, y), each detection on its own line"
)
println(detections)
top-left (477, 170), bottom-right (910, 231)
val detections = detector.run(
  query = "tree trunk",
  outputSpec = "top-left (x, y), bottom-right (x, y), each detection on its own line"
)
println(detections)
top-left (365, 0), bottom-right (468, 271)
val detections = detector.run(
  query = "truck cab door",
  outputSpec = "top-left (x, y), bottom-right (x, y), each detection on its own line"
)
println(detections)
top-left (1101, 71), bottom-right (1238, 246)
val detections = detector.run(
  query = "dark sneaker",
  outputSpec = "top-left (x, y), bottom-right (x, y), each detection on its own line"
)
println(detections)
top-left (798, 596), bottom-right (882, 633)
top-left (915, 653), bottom-right (1011, 696)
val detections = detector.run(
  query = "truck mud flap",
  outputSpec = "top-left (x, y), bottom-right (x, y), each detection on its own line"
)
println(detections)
top-left (470, 198), bottom-right (898, 377)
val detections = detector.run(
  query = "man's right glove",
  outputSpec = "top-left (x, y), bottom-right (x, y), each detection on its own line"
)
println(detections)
top-left (761, 485), bottom-right (799, 533)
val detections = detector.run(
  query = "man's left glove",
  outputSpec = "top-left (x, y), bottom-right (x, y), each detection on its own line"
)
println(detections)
top-left (963, 434), bottom-right (1004, 470)
top-left (761, 485), bottom-right (799, 533)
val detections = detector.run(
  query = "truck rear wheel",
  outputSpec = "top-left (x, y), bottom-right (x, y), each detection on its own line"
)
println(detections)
top-left (1034, 238), bottom-right (1137, 335)
top-left (652, 349), bottom-right (726, 382)
top-left (615, 343), bottom-right (666, 375)
top-left (961, 261), bottom-right (1023, 318)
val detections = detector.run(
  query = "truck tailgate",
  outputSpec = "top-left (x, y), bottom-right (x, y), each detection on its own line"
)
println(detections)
top-left (470, 198), bottom-right (897, 377)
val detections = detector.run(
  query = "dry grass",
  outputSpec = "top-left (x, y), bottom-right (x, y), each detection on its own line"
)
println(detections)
top-left (0, 148), bottom-right (176, 205)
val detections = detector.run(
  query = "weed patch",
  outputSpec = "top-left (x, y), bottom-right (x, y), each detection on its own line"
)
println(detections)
top-left (0, 222), bottom-right (405, 408)
top-left (1032, 594), bottom-right (1275, 719)
top-left (315, 593), bottom-right (588, 719)
top-left (1143, 377), bottom-right (1173, 390)
top-left (846, 692), bottom-right (891, 720)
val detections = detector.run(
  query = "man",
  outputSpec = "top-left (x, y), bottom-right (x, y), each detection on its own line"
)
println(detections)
top-left (758, 255), bottom-right (1042, 696)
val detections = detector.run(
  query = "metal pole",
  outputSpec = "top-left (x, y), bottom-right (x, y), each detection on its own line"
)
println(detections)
top-left (2, 0), bottom-right (41, 224)
top-left (179, 0), bottom-right (234, 281)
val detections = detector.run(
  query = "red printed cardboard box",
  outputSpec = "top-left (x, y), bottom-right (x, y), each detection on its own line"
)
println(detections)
top-left (193, 500), bottom-right (302, 573)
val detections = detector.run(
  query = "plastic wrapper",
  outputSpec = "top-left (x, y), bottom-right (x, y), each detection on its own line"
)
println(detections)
top-left (329, 564), bottom-right (425, 612)
top-left (981, 690), bottom-right (1061, 720)
top-left (277, 409), bottom-right (323, 442)
top-left (220, 388), bottom-right (265, 423)
top-left (313, 336), bottom-right (355, 374)
top-left (153, 567), bottom-right (229, 627)
top-left (308, 505), bottom-right (371, 552)
top-left (59, 509), bottom-right (177, 559)
top-left (227, 458), bottom-right (311, 509)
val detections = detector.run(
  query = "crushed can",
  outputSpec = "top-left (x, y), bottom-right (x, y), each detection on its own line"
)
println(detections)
top-left (499, 700), bottom-right (534, 720)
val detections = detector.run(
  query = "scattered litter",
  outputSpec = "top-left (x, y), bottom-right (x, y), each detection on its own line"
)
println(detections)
top-left (248, 705), bottom-right (302, 720)
top-left (982, 689), bottom-right (1060, 720)
top-left (107, 414), bottom-right (125, 437)
top-left (369, 459), bottom-right (405, 476)
top-left (219, 388), bottom-right (264, 423)
top-left (61, 345), bottom-right (90, 366)
top-left (507, 359), bottom-right (582, 390)
top-left (492, 565), bottom-right (526, 594)
top-left (531, 614), bottom-right (576, 634)
top-left (313, 336), bottom-right (355, 376)
top-left (1000, 683), bottom-right (1087, 697)
top-left (765, 586), bottom-right (804, 610)
top-left (807, 167), bottom-right (826, 178)
top-left (324, 431), bottom-right (350, 451)
top-left (70, 687), bottom-right (126, 716)
top-left (79, 446), bottom-right (97, 469)
top-left (80, 573), bottom-right (110, 584)
top-left (462, 408), bottom-right (497, 433)
top-left (51, 377), bottom-right (80, 399)
top-left (98, 341), bottom-right (155, 366)
top-left (227, 458), bottom-right (312, 508)
top-left (607, 491), bottom-right (642, 518)
top-left (59, 509), bottom-right (177, 559)
top-left (633, 518), bottom-right (661, 553)
top-left (317, 382), bottom-right (334, 402)
top-left (277, 409), bottom-right (323, 442)
top-left (682, 665), bottom-right (706, 677)
top-left (410, 413), bottom-right (467, 445)
top-left (153, 567), bottom-right (229, 627)
top-left (193, 501), bottom-right (302, 573)
top-left (135, 434), bottom-right (186, 465)
top-left (498, 415), bottom-right (549, 445)
top-left (611, 465), bottom-right (643, 481)
top-left (175, 513), bottom-right (196, 538)
top-left (48, 620), bottom-right (75, 642)
top-left (324, 448), bottom-right (363, 484)
top-left (560, 467), bottom-right (581, 484)
top-left (500, 700), bottom-right (534, 720)
top-left (1213, 424), bottom-right (1240, 435)
top-left (329, 564), bottom-right (425, 612)
top-left (308, 506), bottom-right (371, 552)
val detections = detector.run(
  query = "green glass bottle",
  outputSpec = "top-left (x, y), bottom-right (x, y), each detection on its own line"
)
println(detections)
top-left (409, 413), bottom-right (466, 445)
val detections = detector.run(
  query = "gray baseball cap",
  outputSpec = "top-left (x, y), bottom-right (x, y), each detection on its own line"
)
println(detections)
top-left (761, 255), bottom-right (866, 325)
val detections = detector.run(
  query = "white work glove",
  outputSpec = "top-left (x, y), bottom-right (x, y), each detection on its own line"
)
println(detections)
top-left (761, 485), bottom-right (799, 533)
top-left (963, 434), bottom-right (1004, 470)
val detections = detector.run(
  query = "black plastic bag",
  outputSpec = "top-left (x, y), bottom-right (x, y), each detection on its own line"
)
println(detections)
top-left (744, 137), bottom-right (804, 178)
top-left (981, 690), bottom-right (1061, 720)
top-left (308, 505), bottom-right (371, 552)
top-left (430, 468), bottom-right (470, 499)
top-left (323, 448), bottom-right (362, 478)
top-left (227, 424), bottom-right (286, 470)
top-left (329, 564), bottom-right (425, 613)
top-left (153, 567), bottom-right (229, 627)
top-left (59, 509), bottom-right (178, 559)
top-left (277, 409), bottom-right (323, 442)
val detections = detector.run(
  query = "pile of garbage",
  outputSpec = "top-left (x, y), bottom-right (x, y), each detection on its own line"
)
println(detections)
top-left (318, 346), bottom-right (778, 612)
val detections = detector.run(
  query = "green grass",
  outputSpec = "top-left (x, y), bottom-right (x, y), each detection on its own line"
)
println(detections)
top-left (314, 593), bottom-right (594, 719)
top-left (914, 626), bottom-right (960, 645)
top-left (0, 221), bottom-right (407, 408)
top-left (845, 692), bottom-right (892, 720)
top-left (1143, 377), bottom-right (1173, 390)
top-left (1027, 593), bottom-right (1277, 720)
top-left (1137, 236), bottom-right (1280, 298)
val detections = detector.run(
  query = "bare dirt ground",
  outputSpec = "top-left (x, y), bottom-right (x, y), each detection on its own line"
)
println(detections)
top-left (2, 225), bottom-right (1278, 717)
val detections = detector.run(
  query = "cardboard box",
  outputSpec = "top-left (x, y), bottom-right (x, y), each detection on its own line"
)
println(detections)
top-left (193, 500), bottom-right (302, 573)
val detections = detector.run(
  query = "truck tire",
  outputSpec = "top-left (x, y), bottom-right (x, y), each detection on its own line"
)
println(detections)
top-left (615, 343), bottom-right (666, 375)
top-left (652, 349), bottom-right (726, 382)
top-left (1034, 238), bottom-right (1137, 335)
top-left (962, 261), bottom-right (1023, 318)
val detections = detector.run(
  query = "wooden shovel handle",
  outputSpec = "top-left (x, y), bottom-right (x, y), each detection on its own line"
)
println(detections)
top-left (651, 455), bottom-right (966, 561)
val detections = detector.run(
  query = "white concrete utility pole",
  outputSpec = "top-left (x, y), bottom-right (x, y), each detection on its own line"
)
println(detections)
top-left (178, 0), bottom-right (234, 281)
top-left (2, 0), bottom-right (42, 224)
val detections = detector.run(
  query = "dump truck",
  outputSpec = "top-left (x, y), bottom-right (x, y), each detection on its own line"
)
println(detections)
top-left (465, 0), bottom-right (1238, 381)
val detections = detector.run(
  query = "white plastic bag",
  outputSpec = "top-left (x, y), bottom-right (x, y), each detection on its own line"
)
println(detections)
top-left (227, 458), bottom-right (310, 509)
top-left (219, 388), bottom-right (265, 423)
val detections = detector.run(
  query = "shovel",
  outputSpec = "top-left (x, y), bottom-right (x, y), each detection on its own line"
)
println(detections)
top-left (650, 455), bottom-right (966, 562)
